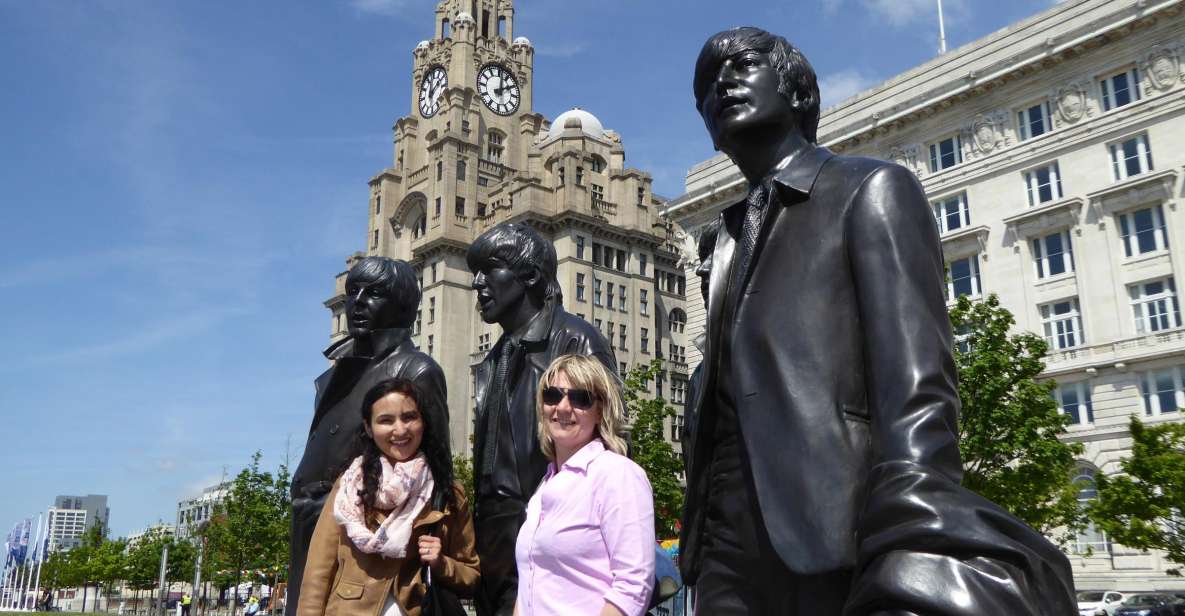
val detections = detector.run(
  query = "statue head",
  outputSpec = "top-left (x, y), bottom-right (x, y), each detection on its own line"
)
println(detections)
top-left (693, 27), bottom-right (820, 153)
top-left (695, 219), bottom-right (721, 309)
top-left (344, 257), bottom-right (420, 339)
top-left (466, 223), bottom-right (562, 329)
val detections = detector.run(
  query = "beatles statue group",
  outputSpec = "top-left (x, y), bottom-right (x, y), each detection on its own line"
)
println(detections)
top-left (286, 27), bottom-right (1078, 616)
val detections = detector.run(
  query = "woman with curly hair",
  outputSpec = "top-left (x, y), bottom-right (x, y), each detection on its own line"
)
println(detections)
top-left (299, 378), bottom-right (479, 616)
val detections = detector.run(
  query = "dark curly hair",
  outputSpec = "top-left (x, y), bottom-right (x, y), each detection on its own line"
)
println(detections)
top-left (358, 378), bottom-right (455, 515)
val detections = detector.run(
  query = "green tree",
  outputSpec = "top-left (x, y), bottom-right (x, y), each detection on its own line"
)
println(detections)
top-left (950, 294), bottom-right (1086, 543)
top-left (622, 359), bottom-right (685, 538)
top-left (1089, 416), bottom-right (1185, 574)
top-left (201, 452), bottom-right (291, 603)
top-left (452, 454), bottom-right (475, 508)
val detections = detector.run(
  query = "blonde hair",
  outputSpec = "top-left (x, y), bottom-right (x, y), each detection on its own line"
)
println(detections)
top-left (535, 354), bottom-right (628, 459)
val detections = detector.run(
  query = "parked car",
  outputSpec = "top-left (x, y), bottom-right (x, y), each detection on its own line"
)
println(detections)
top-left (1114, 593), bottom-right (1178, 616)
top-left (1080, 590), bottom-right (1127, 616)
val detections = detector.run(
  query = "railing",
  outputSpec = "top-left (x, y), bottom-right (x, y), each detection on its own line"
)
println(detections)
top-left (591, 198), bottom-right (617, 217)
top-left (407, 164), bottom-right (430, 185)
top-left (478, 158), bottom-right (509, 179)
top-left (1047, 327), bottom-right (1185, 366)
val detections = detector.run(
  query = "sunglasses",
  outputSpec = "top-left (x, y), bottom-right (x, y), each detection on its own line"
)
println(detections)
top-left (541, 386), bottom-right (596, 410)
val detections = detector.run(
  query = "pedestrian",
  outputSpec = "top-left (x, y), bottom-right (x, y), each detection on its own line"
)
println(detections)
top-left (298, 378), bottom-right (480, 616)
top-left (181, 593), bottom-right (191, 616)
top-left (513, 354), bottom-right (656, 616)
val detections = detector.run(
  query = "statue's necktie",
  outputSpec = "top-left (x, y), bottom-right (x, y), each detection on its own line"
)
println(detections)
top-left (481, 340), bottom-right (514, 477)
top-left (735, 182), bottom-right (768, 287)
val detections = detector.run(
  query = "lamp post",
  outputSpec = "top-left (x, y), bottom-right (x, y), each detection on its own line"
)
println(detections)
top-left (192, 522), bottom-right (208, 616)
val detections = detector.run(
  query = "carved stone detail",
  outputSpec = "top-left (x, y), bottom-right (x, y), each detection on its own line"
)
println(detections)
top-left (1143, 46), bottom-right (1180, 92)
top-left (967, 111), bottom-right (1009, 158)
top-left (887, 143), bottom-right (923, 177)
top-left (1053, 81), bottom-right (1090, 126)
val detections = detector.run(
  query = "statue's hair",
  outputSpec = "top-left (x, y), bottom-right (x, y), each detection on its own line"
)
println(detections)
top-left (535, 354), bottom-right (628, 460)
top-left (697, 219), bottom-right (722, 263)
top-left (465, 223), bottom-right (563, 304)
top-left (345, 257), bottom-right (420, 329)
top-left (692, 26), bottom-right (821, 144)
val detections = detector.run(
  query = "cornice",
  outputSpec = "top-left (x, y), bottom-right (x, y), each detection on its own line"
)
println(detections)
top-left (1001, 197), bottom-right (1086, 237)
top-left (820, 0), bottom-right (1184, 151)
top-left (940, 224), bottom-right (991, 259)
top-left (1086, 167), bottom-right (1179, 216)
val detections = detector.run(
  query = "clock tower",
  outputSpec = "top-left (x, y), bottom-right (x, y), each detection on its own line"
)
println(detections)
top-left (328, 0), bottom-right (691, 457)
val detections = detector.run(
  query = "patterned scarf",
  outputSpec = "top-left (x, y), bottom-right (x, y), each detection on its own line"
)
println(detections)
top-left (333, 452), bottom-right (434, 559)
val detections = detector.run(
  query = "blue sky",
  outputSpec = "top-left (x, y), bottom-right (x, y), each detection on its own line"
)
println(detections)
top-left (0, 0), bottom-right (1057, 538)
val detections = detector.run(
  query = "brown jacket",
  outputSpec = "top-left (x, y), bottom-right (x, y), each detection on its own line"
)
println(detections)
top-left (298, 480), bottom-right (479, 616)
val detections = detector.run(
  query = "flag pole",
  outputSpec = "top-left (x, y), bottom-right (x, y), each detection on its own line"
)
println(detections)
top-left (32, 515), bottom-right (47, 611)
top-left (937, 0), bottom-right (948, 54)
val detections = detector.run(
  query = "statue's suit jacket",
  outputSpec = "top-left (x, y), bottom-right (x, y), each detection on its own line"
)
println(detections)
top-left (680, 145), bottom-right (1076, 615)
top-left (286, 328), bottom-right (447, 616)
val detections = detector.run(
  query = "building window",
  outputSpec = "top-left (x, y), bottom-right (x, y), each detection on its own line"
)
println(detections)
top-left (592, 243), bottom-right (602, 265)
top-left (593, 278), bottom-right (603, 306)
top-left (431, 262), bottom-right (438, 283)
top-left (619, 324), bottom-right (627, 350)
top-left (669, 308), bottom-right (686, 334)
top-left (1024, 162), bottom-right (1063, 207)
top-left (477, 202), bottom-right (487, 216)
top-left (1032, 230), bottom-right (1074, 279)
top-left (558, 166), bottom-right (565, 186)
top-left (455, 196), bottom-right (465, 217)
top-left (604, 247), bottom-right (614, 269)
top-left (639, 254), bottom-right (648, 276)
top-left (434, 197), bottom-right (442, 218)
top-left (640, 290), bottom-right (649, 316)
top-left (1118, 205), bottom-right (1169, 257)
top-left (486, 131), bottom-right (504, 164)
top-left (1109, 134), bottom-right (1153, 181)
top-left (947, 255), bottom-right (982, 301)
top-left (1073, 469), bottom-right (1109, 554)
top-left (1100, 67), bottom-right (1141, 112)
top-left (671, 414), bottom-right (685, 442)
top-left (590, 157), bottom-right (605, 173)
top-left (576, 273), bottom-right (586, 302)
top-left (457, 160), bottom-right (467, 181)
top-left (1139, 364), bottom-right (1185, 416)
top-left (637, 187), bottom-right (645, 207)
top-left (928, 134), bottom-right (962, 172)
top-left (607, 285), bottom-right (615, 311)
top-left (672, 378), bottom-right (688, 404)
top-left (412, 214), bottom-right (426, 239)
top-left (595, 318), bottom-right (603, 335)
top-left (429, 297), bottom-right (436, 323)
top-left (641, 328), bottom-right (650, 353)
top-left (620, 362), bottom-right (628, 378)
top-left (932, 193), bottom-right (970, 234)
top-left (576, 235), bottom-right (586, 260)
top-left (678, 275), bottom-right (686, 296)
top-left (436, 161), bottom-right (443, 181)
top-left (371, 229), bottom-right (379, 249)
top-left (608, 321), bottom-right (615, 348)
top-left (576, 166), bottom-right (584, 185)
top-left (1040, 298), bottom-right (1084, 350)
top-left (462, 119), bottom-right (471, 134)
top-left (616, 249), bottom-right (626, 272)
top-left (1130, 278), bottom-right (1181, 334)
top-left (669, 344), bottom-right (687, 364)
top-left (375, 194), bottom-right (381, 215)
top-left (427, 335), bottom-right (434, 356)
top-left (1017, 101), bottom-right (1052, 141)
top-left (619, 286), bottom-right (627, 311)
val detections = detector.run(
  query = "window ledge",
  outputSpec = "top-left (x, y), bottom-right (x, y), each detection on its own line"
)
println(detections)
top-left (1122, 250), bottom-right (1171, 268)
top-left (1087, 168), bottom-right (1179, 218)
top-left (1002, 197), bottom-right (1085, 238)
top-left (1034, 271), bottom-right (1077, 287)
top-left (940, 225), bottom-right (990, 259)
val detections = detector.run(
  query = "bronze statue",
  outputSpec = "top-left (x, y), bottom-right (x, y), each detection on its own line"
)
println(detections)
top-left (467, 223), bottom-right (616, 616)
top-left (679, 27), bottom-right (1076, 615)
top-left (287, 257), bottom-right (448, 616)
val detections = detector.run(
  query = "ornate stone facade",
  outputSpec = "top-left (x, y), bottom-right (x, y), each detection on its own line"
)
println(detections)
top-left (664, 0), bottom-right (1185, 591)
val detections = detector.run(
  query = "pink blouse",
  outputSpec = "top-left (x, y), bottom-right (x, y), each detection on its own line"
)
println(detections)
top-left (514, 439), bottom-right (656, 616)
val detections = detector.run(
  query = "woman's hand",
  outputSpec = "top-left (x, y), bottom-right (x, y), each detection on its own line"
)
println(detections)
top-left (417, 535), bottom-right (442, 567)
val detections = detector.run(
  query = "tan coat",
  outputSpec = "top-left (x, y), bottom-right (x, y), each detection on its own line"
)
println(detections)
top-left (297, 480), bottom-right (479, 616)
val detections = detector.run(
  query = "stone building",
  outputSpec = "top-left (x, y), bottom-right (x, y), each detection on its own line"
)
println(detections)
top-left (175, 482), bottom-right (228, 540)
top-left (47, 494), bottom-right (109, 551)
top-left (663, 0), bottom-right (1185, 591)
top-left (326, 0), bottom-right (688, 455)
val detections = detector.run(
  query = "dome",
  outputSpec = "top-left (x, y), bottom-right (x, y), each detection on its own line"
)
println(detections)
top-left (454, 11), bottom-right (474, 24)
top-left (415, 40), bottom-right (430, 51)
top-left (512, 36), bottom-right (532, 47)
top-left (546, 108), bottom-right (606, 141)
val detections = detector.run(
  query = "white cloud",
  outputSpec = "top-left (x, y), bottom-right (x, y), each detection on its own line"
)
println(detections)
top-left (819, 69), bottom-right (880, 108)
top-left (535, 41), bottom-right (586, 58)
top-left (823, 0), bottom-right (970, 28)
top-left (349, 0), bottom-right (414, 17)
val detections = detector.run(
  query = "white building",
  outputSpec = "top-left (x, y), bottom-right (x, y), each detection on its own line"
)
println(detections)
top-left (175, 483), bottom-right (229, 540)
top-left (46, 508), bottom-right (87, 552)
top-left (125, 524), bottom-right (175, 551)
top-left (663, 0), bottom-right (1185, 591)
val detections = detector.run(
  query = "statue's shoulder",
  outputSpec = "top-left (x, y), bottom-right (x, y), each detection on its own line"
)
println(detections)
top-left (821, 152), bottom-right (902, 182)
top-left (551, 307), bottom-right (603, 344)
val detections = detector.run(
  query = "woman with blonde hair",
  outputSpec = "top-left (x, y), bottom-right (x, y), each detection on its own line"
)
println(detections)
top-left (513, 354), bottom-right (655, 616)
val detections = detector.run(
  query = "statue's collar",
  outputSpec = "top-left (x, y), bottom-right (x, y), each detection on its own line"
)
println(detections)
top-left (505, 300), bottom-right (558, 347)
top-left (766, 144), bottom-right (834, 200)
top-left (323, 328), bottom-right (413, 361)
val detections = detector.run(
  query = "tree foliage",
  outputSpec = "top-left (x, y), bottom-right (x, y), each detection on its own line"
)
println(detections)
top-left (950, 294), bottom-right (1086, 542)
top-left (622, 359), bottom-right (685, 538)
top-left (1090, 416), bottom-right (1185, 574)
top-left (200, 451), bottom-right (291, 589)
top-left (452, 454), bottom-right (475, 508)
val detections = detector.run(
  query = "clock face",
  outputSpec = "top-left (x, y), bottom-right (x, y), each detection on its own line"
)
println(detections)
top-left (419, 66), bottom-right (447, 118)
top-left (477, 64), bottom-right (520, 116)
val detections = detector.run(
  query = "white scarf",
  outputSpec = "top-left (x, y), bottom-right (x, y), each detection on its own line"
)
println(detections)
top-left (333, 452), bottom-right (434, 559)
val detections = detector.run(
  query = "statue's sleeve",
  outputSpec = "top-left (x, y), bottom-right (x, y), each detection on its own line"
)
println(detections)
top-left (842, 163), bottom-right (1076, 616)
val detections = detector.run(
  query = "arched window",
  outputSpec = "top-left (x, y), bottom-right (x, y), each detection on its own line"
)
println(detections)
top-left (590, 156), bottom-right (606, 173)
top-left (1072, 465), bottom-right (1109, 554)
top-left (441, 18), bottom-right (450, 40)
top-left (486, 130), bottom-right (504, 164)
top-left (412, 214), bottom-right (427, 239)
top-left (668, 308), bottom-right (687, 334)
